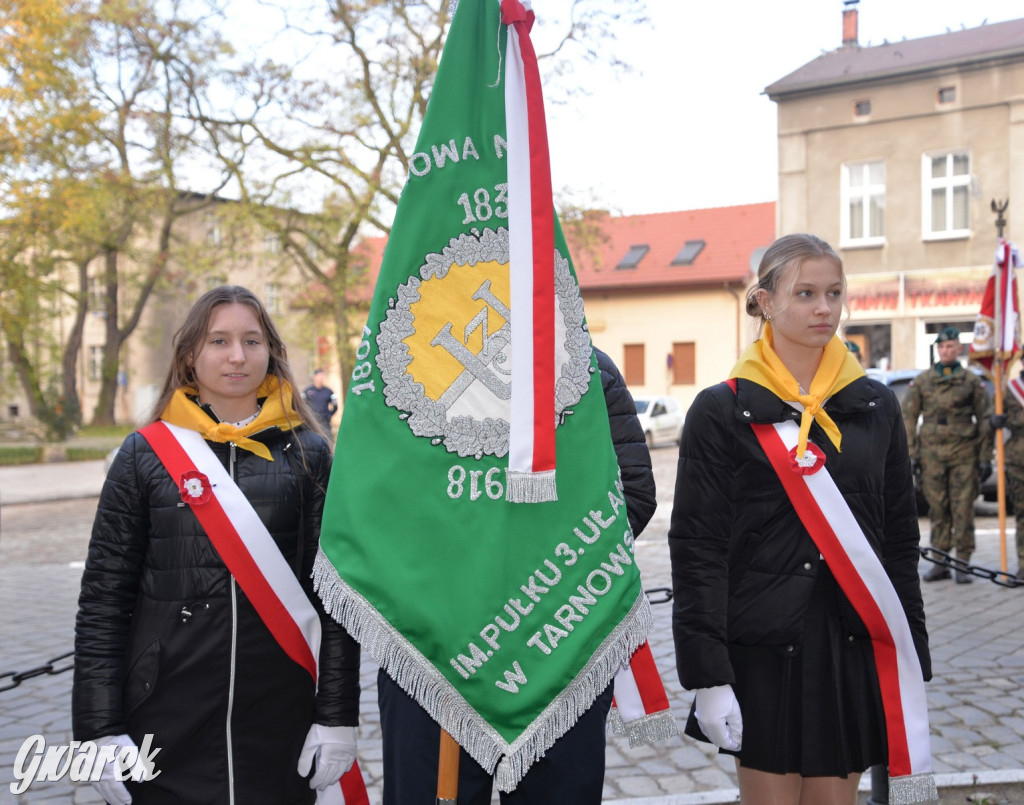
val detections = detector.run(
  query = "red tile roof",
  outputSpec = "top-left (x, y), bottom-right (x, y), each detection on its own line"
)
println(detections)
top-left (346, 202), bottom-right (776, 300)
top-left (347, 235), bottom-right (387, 304)
top-left (567, 202), bottom-right (776, 292)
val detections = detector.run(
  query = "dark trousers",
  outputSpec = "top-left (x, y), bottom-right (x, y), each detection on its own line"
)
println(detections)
top-left (377, 668), bottom-right (613, 804)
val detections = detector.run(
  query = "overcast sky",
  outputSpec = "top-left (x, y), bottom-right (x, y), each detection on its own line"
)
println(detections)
top-left (542, 0), bottom-right (1024, 216)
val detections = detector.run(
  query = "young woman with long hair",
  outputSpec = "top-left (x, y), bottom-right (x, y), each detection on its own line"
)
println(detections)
top-left (73, 285), bottom-right (360, 804)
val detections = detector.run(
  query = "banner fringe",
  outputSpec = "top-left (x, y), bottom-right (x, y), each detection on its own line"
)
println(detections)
top-left (888, 772), bottom-right (938, 804)
top-left (505, 469), bottom-right (558, 502)
top-left (607, 707), bottom-right (678, 748)
top-left (314, 549), bottom-right (651, 791)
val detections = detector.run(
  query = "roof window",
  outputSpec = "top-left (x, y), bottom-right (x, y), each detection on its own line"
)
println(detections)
top-left (616, 244), bottom-right (649, 269)
top-left (672, 239), bottom-right (706, 266)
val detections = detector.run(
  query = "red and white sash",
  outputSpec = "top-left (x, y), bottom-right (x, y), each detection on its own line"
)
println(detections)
top-left (609, 641), bottom-right (677, 747)
top-left (139, 421), bottom-right (369, 805)
top-left (749, 416), bottom-right (936, 803)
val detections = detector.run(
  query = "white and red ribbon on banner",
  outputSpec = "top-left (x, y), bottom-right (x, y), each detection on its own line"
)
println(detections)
top-left (750, 419), bottom-right (936, 804)
top-left (609, 641), bottom-right (678, 747)
top-left (502, 0), bottom-right (558, 503)
top-left (1009, 376), bottom-right (1024, 408)
top-left (970, 239), bottom-right (1022, 379)
top-left (139, 422), bottom-right (370, 805)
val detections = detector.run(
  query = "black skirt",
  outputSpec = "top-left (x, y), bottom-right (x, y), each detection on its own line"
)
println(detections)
top-left (684, 564), bottom-right (887, 777)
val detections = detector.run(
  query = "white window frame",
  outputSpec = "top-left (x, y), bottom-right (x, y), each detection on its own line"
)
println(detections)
top-left (264, 282), bottom-right (281, 315)
top-left (922, 150), bottom-right (971, 240)
top-left (87, 275), bottom-right (106, 316)
top-left (840, 160), bottom-right (886, 247)
top-left (206, 211), bottom-right (222, 246)
top-left (88, 345), bottom-right (104, 381)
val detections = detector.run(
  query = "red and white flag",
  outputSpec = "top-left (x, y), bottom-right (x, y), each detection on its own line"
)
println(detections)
top-left (504, 0), bottom-right (558, 503)
top-left (970, 239), bottom-right (1022, 381)
top-left (609, 641), bottom-right (677, 747)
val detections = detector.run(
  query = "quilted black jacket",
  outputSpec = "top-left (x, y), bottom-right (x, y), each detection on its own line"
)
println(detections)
top-left (669, 376), bottom-right (930, 690)
top-left (595, 347), bottom-right (657, 537)
top-left (73, 423), bottom-right (359, 803)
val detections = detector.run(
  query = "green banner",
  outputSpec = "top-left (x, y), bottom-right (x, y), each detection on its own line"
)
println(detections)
top-left (315, 0), bottom-right (650, 790)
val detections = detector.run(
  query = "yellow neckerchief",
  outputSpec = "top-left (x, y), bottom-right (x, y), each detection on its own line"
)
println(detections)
top-left (159, 375), bottom-right (301, 461)
top-left (729, 322), bottom-right (865, 457)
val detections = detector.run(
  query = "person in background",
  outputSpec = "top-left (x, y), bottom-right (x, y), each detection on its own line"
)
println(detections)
top-left (670, 234), bottom-right (930, 805)
top-left (902, 327), bottom-right (992, 583)
top-left (375, 345), bottom-right (657, 804)
top-left (843, 339), bottom-right (865, 367)
top-left (304, 368), bottom-right (339, 434)
top-left (73, 286), bottom-right (360, 804)
top-left (989, 379), bottom-right (1024, 582)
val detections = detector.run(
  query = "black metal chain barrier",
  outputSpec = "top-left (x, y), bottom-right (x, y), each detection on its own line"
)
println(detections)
top-left (3, 556), bottom-right (1008, 696)
top-left (645, 586), bottom-right (673, 605)
top-left (919, 546), bottom-right (1023, 588)
top-left (0, 651), bottom-right (74, 694)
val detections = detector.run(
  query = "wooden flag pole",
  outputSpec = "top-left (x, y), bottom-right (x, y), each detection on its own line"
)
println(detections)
top-left (992, 201), bottom-right (1011, 572)
top-left (994, 357), bottom-right (1009, 573)
top-left (436, 729), bottom-right (460, 804)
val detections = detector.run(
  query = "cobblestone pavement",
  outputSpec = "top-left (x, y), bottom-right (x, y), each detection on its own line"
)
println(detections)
top-left (1, 452), bottom-right (1023, 803)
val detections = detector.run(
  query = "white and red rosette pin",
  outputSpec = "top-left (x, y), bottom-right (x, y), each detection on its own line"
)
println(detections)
top-left (788, 442), bottom-right (826, 475)
top-left (179, 470), bottom-right (212, 505)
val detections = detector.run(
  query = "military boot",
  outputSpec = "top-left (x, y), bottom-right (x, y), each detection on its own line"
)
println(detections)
top-left (954, 553), bottom-right (973, 584)
top-left (923, 564), bottom-right (951, 582)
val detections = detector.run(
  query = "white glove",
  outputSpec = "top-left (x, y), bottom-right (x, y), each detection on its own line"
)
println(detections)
top-left (694, 685), bottom-right (743, 751)
top-left (90, 734), bottom-right (137, 804)
top-left (297, 724), bottom-right (357, 790)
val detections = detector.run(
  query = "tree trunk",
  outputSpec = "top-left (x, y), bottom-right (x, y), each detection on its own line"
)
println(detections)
top-left (3, 324), bottom-right (45, 423)
top-left (91, 248), bottom-right (122, 425)
top-left (334, 277), bottom-right (351, 397)
top-left (60, 258), bottom-right (90, 430)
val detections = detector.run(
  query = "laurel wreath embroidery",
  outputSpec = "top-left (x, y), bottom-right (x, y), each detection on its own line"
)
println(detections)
top-left (179, 470), bottom-right (213, 504)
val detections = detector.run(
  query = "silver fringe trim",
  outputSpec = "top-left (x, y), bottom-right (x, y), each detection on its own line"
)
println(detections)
top-left (314, 548), bottom-right (652, 792)
top-left (889, 772), bottom-right (938, 804)
top-left (505, 469), bottom-right (557, 502)
top-left (607, 707), bottom-right (678, 748)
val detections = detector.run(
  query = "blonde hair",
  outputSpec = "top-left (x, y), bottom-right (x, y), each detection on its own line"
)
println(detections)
top-left (744, 233), bottom-right (846, 338)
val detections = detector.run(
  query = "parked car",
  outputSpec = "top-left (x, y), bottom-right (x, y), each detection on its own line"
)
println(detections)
top-left (632, 394), bottom-right (685, 449)
top-left (866, 366), bottom-right (1005, 514)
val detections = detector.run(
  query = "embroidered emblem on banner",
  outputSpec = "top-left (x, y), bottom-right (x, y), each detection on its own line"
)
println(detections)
top-left (179, 470), bottom-right (212, 504)
top-left (788, 441), bottom-right (825, 475)
top-left (376, 226), bottom-right (591, 458)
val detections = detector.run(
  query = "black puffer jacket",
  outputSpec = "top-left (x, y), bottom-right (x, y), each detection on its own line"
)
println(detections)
top-left (595, 348), bottom-right (657, 537)
top-left (73, 424), bottom-right (360, 804)
top-left (670, 376), bottom-right (930, 690)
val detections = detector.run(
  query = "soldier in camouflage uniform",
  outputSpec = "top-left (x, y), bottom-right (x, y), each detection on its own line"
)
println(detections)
top-left (902, 327), bottom-right (992, 583)
top-left (990, 384), bottom-right (1024, 581)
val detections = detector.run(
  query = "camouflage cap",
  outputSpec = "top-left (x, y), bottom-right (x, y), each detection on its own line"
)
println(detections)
top-left (934, 326), bottom-right (961, 344)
